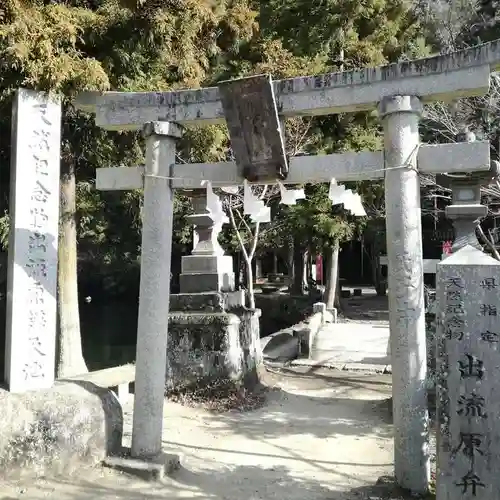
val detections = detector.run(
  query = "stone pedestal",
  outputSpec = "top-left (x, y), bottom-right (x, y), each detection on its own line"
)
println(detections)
top-left (180, 254), bottom-right (234, 293)
top-left (166, 292), bottom-right (262, 391)
top-left (447, 204), bottom-right (487, 252)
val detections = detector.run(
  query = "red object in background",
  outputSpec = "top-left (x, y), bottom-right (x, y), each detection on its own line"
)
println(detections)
top-left (316, 255), bottom-right (323, 283)
top-left (442, 240), bottom-right (452, 256)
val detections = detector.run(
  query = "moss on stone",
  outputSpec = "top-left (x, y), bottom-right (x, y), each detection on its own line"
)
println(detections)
top-left (170, 293), bottom-right (226, 313)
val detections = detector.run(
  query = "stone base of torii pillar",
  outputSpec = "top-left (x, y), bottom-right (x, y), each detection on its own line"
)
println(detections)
top-left (167, 189), bottom-right (263, 392)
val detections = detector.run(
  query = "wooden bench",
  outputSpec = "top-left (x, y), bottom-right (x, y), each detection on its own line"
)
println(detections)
top-left (66, 364), bottom-right (136, 404)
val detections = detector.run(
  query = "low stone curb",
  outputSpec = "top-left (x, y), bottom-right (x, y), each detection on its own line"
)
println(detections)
top-left (289, 358), bottom-right (392, 374)
top-left (261, 302), bottom-right (335, 363)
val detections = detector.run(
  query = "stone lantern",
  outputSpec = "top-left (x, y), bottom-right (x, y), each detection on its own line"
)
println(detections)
top-left (178, 188), bottom-right (235, 293)
top-left (437, 160), bottom-right (499, 254)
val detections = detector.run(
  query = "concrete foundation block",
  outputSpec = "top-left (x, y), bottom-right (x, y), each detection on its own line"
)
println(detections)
top-left (312, 302), bottom-right (326, 315)
top-left (181, 254), bottom-right (233, 275)
top-left (103, 447), bottom-right (181, 481)
top-left (326, 308), bottom-right (338, 323)
top-left (292, 326), bottom-right (310, 356)
top-left (169, 291), bottom-right (246, 314)
top-left (0, 380), bottom-right (123, 480)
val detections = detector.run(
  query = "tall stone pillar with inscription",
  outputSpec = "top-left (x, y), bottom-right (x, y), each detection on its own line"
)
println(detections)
top-left (436, 247), bottom-right (500, 499)
top-left (5, 89), bottom-right (61, 393)
top-left (436, 172), bottom-right (500, 499)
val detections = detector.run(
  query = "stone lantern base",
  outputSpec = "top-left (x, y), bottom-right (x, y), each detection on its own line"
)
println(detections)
top-left (166, 292), bottom-right (262, 391)
top-left (179, 255), bottom-right (235, 293)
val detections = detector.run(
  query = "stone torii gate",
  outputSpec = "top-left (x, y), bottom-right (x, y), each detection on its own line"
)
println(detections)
top-left (76, 40), bottom-right (500, 493)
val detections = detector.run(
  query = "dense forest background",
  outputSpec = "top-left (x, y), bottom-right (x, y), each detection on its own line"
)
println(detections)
top-left (0, 0), bottom-right (500, 374)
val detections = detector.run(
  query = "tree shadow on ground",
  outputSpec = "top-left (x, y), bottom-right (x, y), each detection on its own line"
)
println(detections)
top-left (22, 464), bottom-right (397, 500)
top-left (271, 365), bottom-right (392, 396)
top-left (151, 367), bottom-right (394, 459)
top-left (170, 389), bottom-right (393, 442)
top-left (152, 369), bottom-right (394, 482)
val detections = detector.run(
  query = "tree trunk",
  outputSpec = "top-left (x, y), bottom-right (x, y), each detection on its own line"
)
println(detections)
top-left (291, 237), bottom-right (304, 295)
top-left (273, 252), bottom-right (278, 274)
top-left (235, 252), bottom-right (241, 289)
top-left (57, 160), bottom-right (87, 378)
top-left (325, 242), bottom-right (340, 311)
top-left (373, 254), bottom-right (387, 296)
top-left (240, 256), bottom-right (247, 289)
top-left (286, 242), bottom-right (294, 278)
top-left (302, 249), bottom-right (309, 289)
top-left (245, 256), bottom-right (256, 309)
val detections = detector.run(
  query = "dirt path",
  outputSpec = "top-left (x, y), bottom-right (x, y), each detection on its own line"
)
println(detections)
top-left (339, 289), bottom-right (389, 325)
top-left (1, 368), bottom-right (395, 499)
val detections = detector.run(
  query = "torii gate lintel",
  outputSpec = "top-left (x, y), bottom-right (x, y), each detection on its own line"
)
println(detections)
top-left (74, 39), bottom-right (500, 131)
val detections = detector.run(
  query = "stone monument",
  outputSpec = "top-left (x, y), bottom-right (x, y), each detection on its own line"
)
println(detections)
top-left (0, 89), bottom-right (124, 480)
top-left (436, 165), bottom-right (500, 499)
top-left (178, 190), bottom-right (234, 293)
top-left (436, 249), bottom-right (500, 499)
top-left (5, 89), bottom-right (61, 393)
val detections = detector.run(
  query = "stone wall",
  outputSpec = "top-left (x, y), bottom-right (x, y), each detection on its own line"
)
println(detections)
top-left (0, 381), bottom-right (122, 480)
top-left (261, 302), bottom-right (334, 362)
top-left (255, 294), bottom-right (315, 337)
top-left (166, 292), bottom-right (262, 391)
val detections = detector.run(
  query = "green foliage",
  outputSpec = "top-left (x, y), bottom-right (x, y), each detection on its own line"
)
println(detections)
top-left (0, 0), bottom-right (448, 297)
top-left (262, 183), bottom-right (356, 256)
top-left (260, 0), bottom-right (431, 67)
top-left (0, 0), bottom-right (260, 295)
top-left (0, 1), bottom-right (109, 93)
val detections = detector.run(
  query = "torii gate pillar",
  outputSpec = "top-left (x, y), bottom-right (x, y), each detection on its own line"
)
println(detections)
top-left (132, 122), bottom-right (181, 460)
top-left (379, 96), bottom-right (429, 492)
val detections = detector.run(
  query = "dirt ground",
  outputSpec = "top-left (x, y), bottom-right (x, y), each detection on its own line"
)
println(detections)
top-left (0, 367), bottom-right (401, 500)
top-left (339, 289), bottom-right (389, 325)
